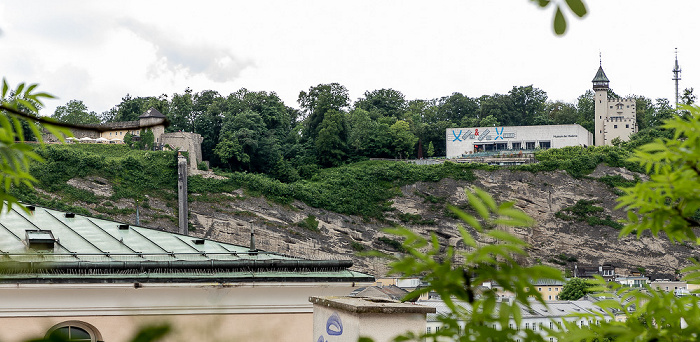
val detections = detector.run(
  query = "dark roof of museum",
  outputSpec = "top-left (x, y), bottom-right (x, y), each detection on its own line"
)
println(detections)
top-left (0, 205), bottom-right (374, 284)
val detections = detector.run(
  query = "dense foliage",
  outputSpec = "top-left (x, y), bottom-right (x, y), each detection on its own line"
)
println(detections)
top-left (11, 144), bottom-right (179, 214)
top-left (50, 82), bottom-right (681, 183)
top-left (189, 160), bottom-right (489, 218)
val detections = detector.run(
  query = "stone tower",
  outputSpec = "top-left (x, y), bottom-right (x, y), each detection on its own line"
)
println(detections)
top-left (592, 65), bottom-right (610, 146)
top-left (592, 64), bottom-right (637, 146)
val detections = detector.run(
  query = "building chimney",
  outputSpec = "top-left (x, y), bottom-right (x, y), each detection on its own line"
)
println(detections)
top-left (249, 220), bottom-right (257, 255)
top-left (177, 152), bottom-right (188, 235)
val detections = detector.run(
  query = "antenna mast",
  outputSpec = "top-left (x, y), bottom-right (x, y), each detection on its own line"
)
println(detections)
top-left (673, 48), bottom-right (682, 106)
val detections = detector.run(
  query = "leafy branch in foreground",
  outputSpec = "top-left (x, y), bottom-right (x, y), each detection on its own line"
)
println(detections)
top-left (0, 79), bottom-right (70, 213)
top-left (368, 188), bottom-right (562, 341)
top-left (531, 0), bottom-right (588, 35)
top-left (616, 104), bottom-right (700, 243)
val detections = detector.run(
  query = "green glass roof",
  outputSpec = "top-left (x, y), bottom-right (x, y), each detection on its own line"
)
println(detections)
top-left (0, 205), bottom-right (374, 283)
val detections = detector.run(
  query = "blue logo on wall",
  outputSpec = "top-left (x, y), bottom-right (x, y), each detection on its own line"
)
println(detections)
top-left (452, 130), bottom-right (462, 142)
top-left (494, 127), bottom-right (504, 140)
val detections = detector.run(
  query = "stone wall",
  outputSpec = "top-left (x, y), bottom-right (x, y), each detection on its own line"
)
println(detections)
top-left (161, 132), bottom-right (204, 170)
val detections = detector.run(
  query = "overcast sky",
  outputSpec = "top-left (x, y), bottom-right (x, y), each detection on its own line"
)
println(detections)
top-left (1, 1), bottom-right (698, 116)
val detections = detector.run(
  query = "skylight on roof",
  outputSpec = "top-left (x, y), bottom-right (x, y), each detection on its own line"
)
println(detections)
top-left (25, 230), bottom-right (56, 251)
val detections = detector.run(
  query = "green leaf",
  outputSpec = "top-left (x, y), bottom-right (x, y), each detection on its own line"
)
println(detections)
top-left (565, 0), bottom-right (587, 17)
top-left (1, 78), bottom-right (8, 98)
top-left (553, 6), bottom-right (566, 35)
top-left (467, 191), bottom-right (490, 220)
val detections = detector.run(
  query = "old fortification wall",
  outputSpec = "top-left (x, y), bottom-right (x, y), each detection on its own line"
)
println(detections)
top-left (161, 132), bottom-right (203, 170)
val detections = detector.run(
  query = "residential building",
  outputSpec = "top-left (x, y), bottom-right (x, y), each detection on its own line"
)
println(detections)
top-left (533, 279), bottom-right (565, 301)
top-left (649, 280), bottom-right (687, 293)
top-left (422, 298), bottom-right (613, 342)
top-left (615, 275), bottom-right (650, 288)
top-left (573, 264), bottom-right (616, 281)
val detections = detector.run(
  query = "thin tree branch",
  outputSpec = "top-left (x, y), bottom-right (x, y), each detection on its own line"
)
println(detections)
top-left (0, 105), bottom-right (169, 132)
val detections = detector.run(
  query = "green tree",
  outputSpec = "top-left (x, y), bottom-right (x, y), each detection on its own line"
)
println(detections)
top-left (346, 108), bottom-right (374, 156)
top-left (426, 141), bottom-right (435, 158)
top-left (138, 129), bottom-right (154, 150)
top-left (389, 120), bottom-right (417, 159)
top-left (436, 92), bottom-right (479, 124)
top-left (507, 85), bottom-right (548, 126)
top-left (168, 88), bottom-right (194, 132)
top-left (633, 95), bottom-right (654, 131)
top-left (478, 114), bottom-right (500, 127)
top-left (298, 83), bottom-right (349, 143)
top-left (315, 109), bottom-right (347, 167)
top-left (558, 277), bottom-right (590, 300)
top-left (215, 109), bottom-right (282, 172)
top-left (51, 100), bottom-right (101, 125)
top-left (575, 89), bottom-right (594, 134)
top-left (354, 88), bottom-right (407, 119)
top-left (123, 132), bottom-right (134, 147)
top-left (681, 87), bottom-right (696, 105)
top-left (645, 98), bottom-right (675, 128)
top-left (546, 101), bottom-right (577, 124)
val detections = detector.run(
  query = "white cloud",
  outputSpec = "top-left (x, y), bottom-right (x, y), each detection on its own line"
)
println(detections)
top-left (118, 18), bottom-right (254, 83)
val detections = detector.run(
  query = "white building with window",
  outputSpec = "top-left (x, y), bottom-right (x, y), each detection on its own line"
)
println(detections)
top-left (592, 65), bottom-right (638, 146)
top-left (446, 124), bottom-right (592, 158)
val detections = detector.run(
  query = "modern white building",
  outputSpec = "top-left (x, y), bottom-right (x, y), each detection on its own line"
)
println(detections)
top-left (446, 124), bottom-right (592, 158)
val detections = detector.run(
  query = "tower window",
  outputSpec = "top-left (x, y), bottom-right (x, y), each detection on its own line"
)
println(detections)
top-left (614, 125), bottom-right (618, 128)
top-left (626, 124), bottom-right (629, 128)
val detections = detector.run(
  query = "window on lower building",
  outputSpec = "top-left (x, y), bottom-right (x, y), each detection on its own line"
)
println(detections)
top-left (614, 125), bottom-right (618, 128)
top-left (427, 327), bottom-right (431, 333)
top-left (626, 124), bottom-right (629, 128)
top-left (46, 321), bottom-right (102, 342)
top-left (539, 141), bottom-right (551, 149)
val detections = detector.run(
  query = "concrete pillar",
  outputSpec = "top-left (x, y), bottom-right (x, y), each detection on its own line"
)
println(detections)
top-left (310, 296), bottom-right (435, 342)
top-left (177, 153), bottom-right (188, 235)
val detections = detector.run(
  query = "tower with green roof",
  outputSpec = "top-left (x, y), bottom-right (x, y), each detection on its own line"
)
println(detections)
top-left (592, 63), bottom-right (636, 146)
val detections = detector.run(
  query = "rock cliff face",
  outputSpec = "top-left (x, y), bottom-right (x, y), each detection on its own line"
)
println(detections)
top-left (64, 165), bottom-right (695, 278)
